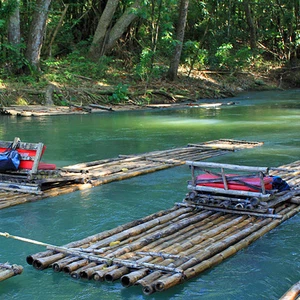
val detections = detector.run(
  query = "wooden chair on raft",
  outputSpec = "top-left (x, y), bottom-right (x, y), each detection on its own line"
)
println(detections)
top-left (0, 137), bottom-right (57, 194)
top-left (0, 137), bottom-right (56, 176)
top-left (0, 137), bottom-right (86, 194)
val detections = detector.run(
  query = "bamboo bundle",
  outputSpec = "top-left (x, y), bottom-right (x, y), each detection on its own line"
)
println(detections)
top-left (93, 212), bottom-right (228, 266)
top-left (70, 262), bottom-right (97, 279)
top-left (26, 205), bottom-right (179, 265)
top-left (89, 209), bottom-right (205, 257)
top-left (97, 210), bottom-right (222, 258)
top-left (25, 200), bottom-right (299, 295)
top-left (182, 204), bottom-right (300, 281)
top-left (105, 266), bottom-right (129, 282)
top-left (49, 212), bottom-right (251, 280)
top-left (0, 263), bottom-right (23, 281)
top-left (62, 258), bottom-right (89, 273)
top-left (80, 263), bottom-right (107, 279)
top-left (84, 207), bottom-right (193, 251)
top-left (148, 204), bottom-right (300, 294)
top-left (93, 265), bottom-right (118, 281)
top-left (52, 256), bottom-right (81, 272)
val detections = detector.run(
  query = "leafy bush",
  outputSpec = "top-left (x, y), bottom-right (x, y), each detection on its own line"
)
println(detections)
top-left (133, 48), bottom-right (165, 81)
top-left (182, 40), bottom-right (208, 70)
top-left (109, 83), bottom-right (129, 103)
top-left (215, 43), bottom-right (233, 69)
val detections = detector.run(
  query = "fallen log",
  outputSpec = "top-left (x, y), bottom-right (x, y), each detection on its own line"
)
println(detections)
top-left (89, 104), bottom-right (114, 111)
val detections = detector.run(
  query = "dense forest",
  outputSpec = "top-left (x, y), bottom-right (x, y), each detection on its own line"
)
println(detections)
top-left (0, 0), bottom-right (299, 106)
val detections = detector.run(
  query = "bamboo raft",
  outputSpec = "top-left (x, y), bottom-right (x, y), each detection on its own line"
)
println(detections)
top-left (25, 160), bottom-right (300, 295)
top-left (0, 263), bottom-right (23, 282)
top-left (0, 139), bottom-right (263, 210)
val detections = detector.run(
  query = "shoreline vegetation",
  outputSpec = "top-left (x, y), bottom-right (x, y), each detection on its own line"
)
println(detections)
top-left (1, 66), bottom-right (299, 114)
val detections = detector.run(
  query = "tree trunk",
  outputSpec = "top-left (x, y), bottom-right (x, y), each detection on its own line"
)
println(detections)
top-left (243, 0), bottom-right (256, 51)
top-left (289, 1), bottom-right (299, 67)
top-left (88, 0), bottom-right (119, 60)
top-left (166, 0), bottom-right (189, 81)
top-left (25, 0), bottom-right (52, 71)
top-left (88, 0), bottom-right (142, 60)
top-left (8, 1), bottom-right (21, 47)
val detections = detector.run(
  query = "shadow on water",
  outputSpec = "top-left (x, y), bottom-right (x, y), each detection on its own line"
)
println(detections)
top-left (0, 89), bottom-right (299, 299)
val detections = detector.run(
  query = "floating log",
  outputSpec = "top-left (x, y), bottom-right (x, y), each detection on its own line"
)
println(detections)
top-left (0, 263), bottom-right (23, 281)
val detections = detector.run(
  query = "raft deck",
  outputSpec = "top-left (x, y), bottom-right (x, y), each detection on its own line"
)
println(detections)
top-left (0, 139), bottom-right (262, 210)
top-left (26, 160), bottom-right (300, 296)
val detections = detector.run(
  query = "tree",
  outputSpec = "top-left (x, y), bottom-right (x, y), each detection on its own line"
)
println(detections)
top-left (25, 0), bottom-right (52, 71)
top-left (243, 0), bottom-right (256, 50)
top-left (8, 0), bottom-right (20, 47)
top-left (88, 0), bottom-right (119, 59)
top-left (166, 0), bottom-right (189, 81)
top-left (89, 0), bottom-right (142, 60)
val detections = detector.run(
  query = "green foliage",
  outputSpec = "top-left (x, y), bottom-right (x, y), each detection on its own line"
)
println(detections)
top-left (212, 44), bottom-right (254, 70)
top-left (215, 43), bottom-right (233, 69)
top-left (0, 0), bottom-right (18, 28)
top-left (43, 52), bottom-right (112, 84)
top-left (134, 48), bottom-right (166, 81)
top-left (109, 83), bottom-right (129, 104)
top-left (0, 42), bottom-right (29, 76)
top-left (183, 40), bottom-right (208, 70)
top-left (1, 0), bottom-right (298, 88)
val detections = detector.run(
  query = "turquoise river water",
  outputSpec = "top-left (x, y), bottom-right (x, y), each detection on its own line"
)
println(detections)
top-left (0, 89), bottom-right (299, 300)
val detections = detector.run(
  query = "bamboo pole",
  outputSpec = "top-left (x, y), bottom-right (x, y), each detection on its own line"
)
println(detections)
top-left (70, 262), bottom-right (97, 279)
top-left (177, 202), bottom-right (281, 219)
top-left (80, 263), bottom-right (107, 279)
top-left (136, 271), bottom-right (164, 295)
top-left (121, 268), bottom-right (150, 287)
top-left (33, 253), bottom-right (66, 270)
top-left (52, 256), bottom-right (80, 272)
top-left (105, 266), bottom-right (129, 282)
top-left (93, 265), bottom-right (118, 281)
top-left (267, 190), bottom-right (300, 208)
top-left (280, 281), bottom-right (300, 300)
top-left (62, 259), bottom-right (89, 273)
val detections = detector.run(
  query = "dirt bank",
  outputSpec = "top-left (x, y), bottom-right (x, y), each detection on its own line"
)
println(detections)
top-left (1, 67), bottom-right (298, 112)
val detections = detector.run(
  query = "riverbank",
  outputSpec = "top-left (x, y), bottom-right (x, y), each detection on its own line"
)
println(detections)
top-left (1, 65), bottom-right (299, 113)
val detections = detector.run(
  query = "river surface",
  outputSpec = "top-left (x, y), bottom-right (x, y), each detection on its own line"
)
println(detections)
top-left (0, 89), bottom-right (299, 300)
